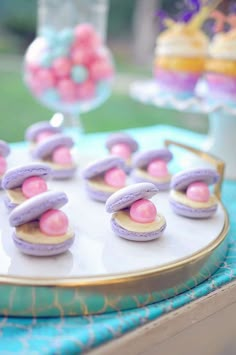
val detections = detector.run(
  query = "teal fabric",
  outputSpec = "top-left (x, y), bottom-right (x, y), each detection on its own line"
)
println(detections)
top-left (1, 125), bottom-right (235, 354)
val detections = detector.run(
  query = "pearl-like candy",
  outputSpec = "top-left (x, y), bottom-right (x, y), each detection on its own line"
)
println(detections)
top-left (104, 168), bottom-right (126, 188)
top-left (39, 209), bottom-right (69, 236)
top-left (0, 156), bottom-right (7, 175)
top-left (52, 146), bottom-right (73, 165)
top-left (186, 181), bottom-right (210, 202)
top-left (22, 176), bottom-right (48, 199)
top-left (130, 199), bottom-right (157, 223)
top-left (110, 143), bottom-right (131, 160)
top-left (147, 159), bottom-right (168, 178)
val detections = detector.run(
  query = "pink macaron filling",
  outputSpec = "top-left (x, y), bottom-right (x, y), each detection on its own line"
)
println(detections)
top-left (147, 159), bottom-right (168, 178)
top-left (110, 143), bottom-right (132, 160)
top-left (22, 176), bottom-right (48, 199)
top-left (130, 199), bottom-right (157, 223)
top-left (39, 209), bottom-right (69, 236)
top-left (52, 146), bottom-right (73, 165)
top-left (0, 156), bottom-right (7, 175)
top-left (186, 181), bottom-right (210, 202)
top-left (104, 167), bottom-right (126, 188)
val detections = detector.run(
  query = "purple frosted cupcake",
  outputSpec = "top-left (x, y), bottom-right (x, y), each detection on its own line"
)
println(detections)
top-left (106, 182), bottom-right (166, 242)
top-left (9, 191), bottom-right (75, 256)
top-left (105, 132), bottom-right (139, 173)
top-left (131, 149), bottom-right (173, 191)
top-left (169, 168), bottom-right (219, 219)
top-left (82, 156), bottom-right (127, 202)
top-left (32, 134), bottom-right (77, 179)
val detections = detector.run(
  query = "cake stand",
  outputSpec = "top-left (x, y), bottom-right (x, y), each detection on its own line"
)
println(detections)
top-left (130, 80), bottom-right (236, 180)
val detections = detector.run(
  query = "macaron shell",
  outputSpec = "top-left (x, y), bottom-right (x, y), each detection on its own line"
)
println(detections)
top-left (0, 140), bottom-right (10, 158)
top-left (84, 181), bottom-right (114, 202)
top-left (4, 196), bottom-right (18, 211)
top-left (82, 156), bottom-right (125, 179)
top-left (105, 182), bottom-right (158, 213)
top-left (25, 121), bottom-right (61, 141)
top-left (169, 198), bottom-right (218, 219)
top-left (106, 133), bottom-right (139, 153)
top-left (12, 232), bottom-right (75, 256)
top-left (171, 168), bottom-right (220, 191)
top-left (9, 191), bottom-right (68, 227)
top-left (130, 170), bottom-right (170, 191)
top-left (51, 165), bottom-right (77, 180)
top-left (2, 163), bottom-right (51, 190)
top-left (132, 149), bottom-right (173, 168)
top-left (111, 217), bottom-right (166, 241)
top-left (32, 134), bottom-right (74, 159)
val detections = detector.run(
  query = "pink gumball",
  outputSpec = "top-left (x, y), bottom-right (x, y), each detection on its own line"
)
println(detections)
top-left (110, 143), bottom-right (131, 160)
top-left (147, 159), bottom-right (168, 178)
top-left (27, 76), bottom-right (44, 96)
top-left (76, 80), bottom-right (95, 100)
top-left (70, 47), bottom-right (93, 66)
top-left (57, 79), bottom-right (77, 102)
top-left (186, 182), bottom-right (210, 202)
top-left (36, 68), bottom-right (57, 89)
top-left (39, 209), bottom-right (69, 236)
top-left (0, 156), bottom-right (7, 175)
top-left (52, 57), bottom-right (72, 78)
top-left (90, 59), bottom-right (113, 81)
top-left (130, 199), bottom-right (157, 224)
top-left (22, 176), bottom-right (48, 199)
top-left (52, 146), bottom-right (72, 165)
top-left (74, 23), bottom-right (100, 49)
top-left (104, 168), bottom-right (126, 188)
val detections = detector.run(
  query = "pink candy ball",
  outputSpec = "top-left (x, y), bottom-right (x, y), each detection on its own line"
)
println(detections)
top-left (76, 80), bottom-right (95, 100)
top-left (104, 168), bottom-right (126, 188)
top-left (22, 176), bottom-right (48, 199)
top-left (0, 156), bottom-right (7, 175)
top-left (39, 209), bottom-right (69, 236)
top-left (57, 79), bottom-right (77, 102)
top-left (52, 57), bottom-right (72, 78)
top-left (36, 131), bottom-right (55, 143)
top-left (36, 68), bottom-right (56, 89)
top-left (130, 199), bottom-right (157, 224)
top-left (110, 143), bottom-right (131, 160)
top-left (147, 159), bottom-right (168, 178)
top-left (90, 59), bottom-right (113, 81)
top-left (186, 181), bottom-right (210, 202)
top-left (74, 24), bottom-right (100, 49)
top-left (70, 47), bottom-right (93, 66)
top-left (52, 146), bottom-right (72, 165)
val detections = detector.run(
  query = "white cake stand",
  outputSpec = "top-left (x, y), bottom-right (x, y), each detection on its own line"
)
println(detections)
top-left (130, 80), bottom-right (236, 180)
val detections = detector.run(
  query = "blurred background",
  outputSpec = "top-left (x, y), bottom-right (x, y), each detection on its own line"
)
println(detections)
top-left (0, 0), bottom-right (209, 142)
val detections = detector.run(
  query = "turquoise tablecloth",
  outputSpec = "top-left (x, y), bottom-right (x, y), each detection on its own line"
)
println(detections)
top-left (1, 125), bottom-right (235, 354)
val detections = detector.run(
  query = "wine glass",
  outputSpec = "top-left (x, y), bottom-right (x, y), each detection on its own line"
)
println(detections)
top-left (23, 0), bottom-right (114, 139)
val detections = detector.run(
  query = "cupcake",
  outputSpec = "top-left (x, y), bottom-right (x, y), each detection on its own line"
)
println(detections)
top-left (131, 149), bottom-right (173, 190)
top-left (2, 163), bottom-right (51, 211)
top-left (169, 168), bottom-right (219, 218)
top-left (9, 191), bottom-right (74, 256)
top-left (105, 132), bottom-right (139, 173)
top-left (154, 23), bottom-right (208, 98)
top-left (32, 134), bottom-right (77, 179)
top-left (82, 156), bottom-right (127, 202)
top-left (206, 29), bottom-right (236, 103)
top-left (106, 183), bottom-right (166, 242)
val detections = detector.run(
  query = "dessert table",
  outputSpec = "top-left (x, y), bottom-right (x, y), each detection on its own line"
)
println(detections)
top-left (0, 124), bottom-right (235, 354)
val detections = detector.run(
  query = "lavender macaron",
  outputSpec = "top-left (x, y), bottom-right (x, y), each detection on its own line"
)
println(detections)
top-left (25, 121), bottom-right (62, 144)
top-left (0, 140), bottom-right (10, 188)
top-left (105, 182), bottom-right (166, 241)
top-left (2, 163), bottom-right (51, 211)
top-left (9, 191), bottom-right (75, 256)
top-left (32, 134), bottom-right (77, 179)
top-left (82, 156), bottom-right (127, 202)
top-left (131, 149), bottom-right (173, 190)
top-left (106, 132), bottom-right (139, 173)
top-left (169, 168), bottom-right (220, 218)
